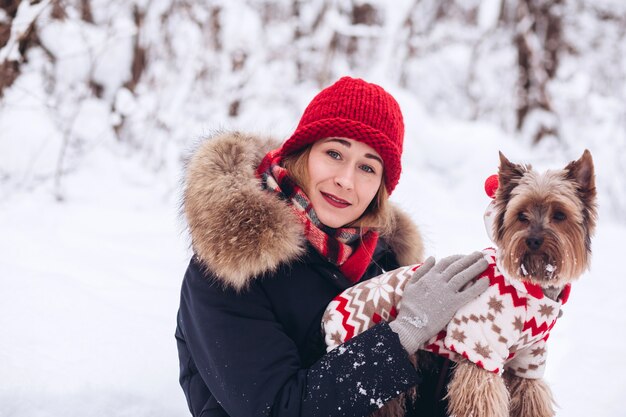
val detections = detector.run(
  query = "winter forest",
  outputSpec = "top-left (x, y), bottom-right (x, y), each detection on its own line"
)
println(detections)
top-left (1, 0), bottom-right (625, 416)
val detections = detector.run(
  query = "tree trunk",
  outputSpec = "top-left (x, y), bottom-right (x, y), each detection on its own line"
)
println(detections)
top-left (514, 0), bottom-right (563, 143)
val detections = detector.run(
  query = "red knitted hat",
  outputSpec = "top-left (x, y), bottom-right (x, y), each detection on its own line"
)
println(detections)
top-left (280, 76), bottom-right (405, 194)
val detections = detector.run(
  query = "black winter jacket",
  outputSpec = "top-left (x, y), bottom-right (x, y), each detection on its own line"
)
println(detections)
top-left (175, 132), bottom-right (451, 417)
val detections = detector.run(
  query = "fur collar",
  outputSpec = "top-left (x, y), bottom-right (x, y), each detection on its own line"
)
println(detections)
top-left (183, 132), bottom-right (424, 291)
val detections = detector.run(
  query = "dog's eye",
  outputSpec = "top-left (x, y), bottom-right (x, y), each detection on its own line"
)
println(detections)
top-left (553, 211), bottom-right (567, 222)
top-left (517, 213), bottom-right (529, 223)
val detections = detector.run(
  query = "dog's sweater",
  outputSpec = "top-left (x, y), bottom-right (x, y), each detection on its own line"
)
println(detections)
top-left (322, 248), bottom-right (570, 378)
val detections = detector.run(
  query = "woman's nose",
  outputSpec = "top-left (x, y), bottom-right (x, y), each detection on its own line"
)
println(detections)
top-left (334, 166), bottom-right (354, 190)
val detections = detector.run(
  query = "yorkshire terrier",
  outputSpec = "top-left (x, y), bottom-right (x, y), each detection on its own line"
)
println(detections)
top-left (322, 150), bottom-right (597, 417)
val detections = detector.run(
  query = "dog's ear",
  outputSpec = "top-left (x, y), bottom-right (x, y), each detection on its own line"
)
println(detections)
top-left (493, 152), bottom-right (528, 241)
top-left (565, 149), bottom-right (597, 238)
top-left (497, 152), bottom-right (526, 200)
top-left (565, 149), bottom-right (595, 192)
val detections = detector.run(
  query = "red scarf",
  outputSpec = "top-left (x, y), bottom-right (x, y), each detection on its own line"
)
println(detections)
top-left (257, 150), bottom-right (379, 284)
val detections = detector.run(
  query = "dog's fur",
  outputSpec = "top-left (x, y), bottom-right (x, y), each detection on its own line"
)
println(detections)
top-left (446, 150), bottom-right (597, 417)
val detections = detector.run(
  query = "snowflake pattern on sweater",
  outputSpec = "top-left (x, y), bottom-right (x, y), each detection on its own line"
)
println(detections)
top-left (322, 248), bottom-right (570, 378)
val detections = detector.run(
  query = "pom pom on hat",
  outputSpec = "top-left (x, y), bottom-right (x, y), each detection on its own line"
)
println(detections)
top-left (485, 174), bottom-right (499, 198)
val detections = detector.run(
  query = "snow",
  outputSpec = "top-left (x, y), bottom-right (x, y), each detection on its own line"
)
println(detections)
top-left (1, 1), bottom-right (625, 416)
top-left (477, 0), bottom-right (501, 31)
top-left (0, 0), bottom-right (51, 62)
top-left (0, 69), bottom-right (63, 190)
top-left (0, 149), bottom-right (189, 417)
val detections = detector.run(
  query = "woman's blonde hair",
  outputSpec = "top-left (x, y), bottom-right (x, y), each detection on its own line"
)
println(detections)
top-left (282, 145), bottom-right (396, 236)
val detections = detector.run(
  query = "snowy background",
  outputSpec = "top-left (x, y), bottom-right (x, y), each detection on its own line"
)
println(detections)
top-left (1, 0), bottom-right (625, 416)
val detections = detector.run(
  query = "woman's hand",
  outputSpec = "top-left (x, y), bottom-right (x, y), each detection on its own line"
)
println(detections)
top-left (389, 252), bottom-right (489, 354)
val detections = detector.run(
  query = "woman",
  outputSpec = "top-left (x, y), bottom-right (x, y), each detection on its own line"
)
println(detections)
top-left (175, 77), bottom-right (488, 417)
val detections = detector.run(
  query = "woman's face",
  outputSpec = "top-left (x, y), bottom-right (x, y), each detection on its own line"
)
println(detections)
top-left (305, 137), bottom-right (383, 228)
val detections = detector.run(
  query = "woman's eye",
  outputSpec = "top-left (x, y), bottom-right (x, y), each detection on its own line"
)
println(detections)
top-left (360, 164), bottom-right (375, 174)
top-left (327, 150), bottom-right (341, 159)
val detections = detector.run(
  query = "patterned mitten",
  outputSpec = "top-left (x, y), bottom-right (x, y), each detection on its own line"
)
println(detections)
top-left (389, 252), bottom-right (489, 354)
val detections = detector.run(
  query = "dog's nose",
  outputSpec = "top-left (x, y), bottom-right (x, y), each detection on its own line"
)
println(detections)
top-left (526, 236), bottom-right (544, 250)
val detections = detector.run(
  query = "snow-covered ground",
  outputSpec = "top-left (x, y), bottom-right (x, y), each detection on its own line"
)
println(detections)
top-left (1, 90), bottom-right (623, 416)
top-left (0, 149), bottom-right (190, 417)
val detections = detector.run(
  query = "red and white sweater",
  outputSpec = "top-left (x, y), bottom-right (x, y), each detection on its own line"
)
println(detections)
top-left (322, 248), bottom-right (570, 378)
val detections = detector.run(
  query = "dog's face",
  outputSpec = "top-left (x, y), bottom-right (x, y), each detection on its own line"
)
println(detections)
top-left (492, 150), bottom-right (597, 287)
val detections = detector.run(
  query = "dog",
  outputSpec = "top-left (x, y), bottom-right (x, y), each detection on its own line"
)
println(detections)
top-left (322, 150), bottom-right (597, 417)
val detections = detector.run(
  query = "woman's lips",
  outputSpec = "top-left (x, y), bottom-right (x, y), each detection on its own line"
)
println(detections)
top-left (321, 192), bottom-right (351, 208)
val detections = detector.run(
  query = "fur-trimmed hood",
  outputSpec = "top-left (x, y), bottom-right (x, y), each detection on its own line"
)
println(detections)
top-left (183, 132), bottom-right (424, 291)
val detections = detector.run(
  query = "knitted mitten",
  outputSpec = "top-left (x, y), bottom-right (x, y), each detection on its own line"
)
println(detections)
top-left (389, 252), bottom-right (489, 354)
